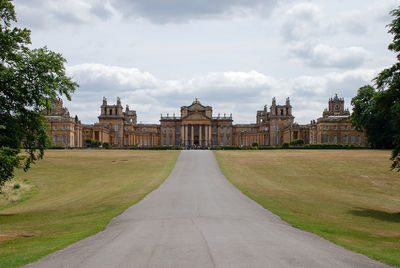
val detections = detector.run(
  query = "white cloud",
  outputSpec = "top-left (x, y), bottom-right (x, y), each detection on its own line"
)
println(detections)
top-left (289, 43), bottom-right (369, 69)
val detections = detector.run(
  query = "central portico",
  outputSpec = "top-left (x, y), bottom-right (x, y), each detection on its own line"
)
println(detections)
top-left (160, 98), bottom-right (232, 148)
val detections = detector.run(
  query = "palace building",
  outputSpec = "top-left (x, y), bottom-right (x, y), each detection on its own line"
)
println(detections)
top-left (45, 94), bottom-right (367, 148)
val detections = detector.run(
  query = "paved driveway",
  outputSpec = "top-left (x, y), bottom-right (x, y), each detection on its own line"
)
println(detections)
top-left (26, 151), bottom-right (390, 267)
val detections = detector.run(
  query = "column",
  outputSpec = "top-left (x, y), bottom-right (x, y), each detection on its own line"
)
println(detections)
top-left (199, 125), bottom-right (202, 146)
top-left (191, 125), bottom-right (194, 146)
top-left (185, 125), bottom-right (188, 146)
top-left (209, 125), bottom-right (212, 146)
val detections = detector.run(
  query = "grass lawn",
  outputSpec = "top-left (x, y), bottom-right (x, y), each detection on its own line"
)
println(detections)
top-left (215, 150), bottom-right (400, 267)
top-left (0, 150), bottom-right (179, 268)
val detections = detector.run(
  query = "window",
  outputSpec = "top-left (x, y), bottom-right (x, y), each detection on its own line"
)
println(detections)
top-left (169, 127), bottom-right (172, 134)
top-left (169, 135), bottom-right (172, 145)
top-left (344, 135), bottom-right (348, 144)
top-left (114, 136), bottom-right (118, 145)
top-left (125, 127), bottom-right (128, 131)
top-left (326, 135), bottom-right (329, 143)
top-left (275, 136), bottom-right (278, 145)
top-left (114, 124), bottom-right (118, 131)
top-left (241, 137), bottom-right (243, 146)
top-left (125, 137), bottom-right (129, 145)
top-left (62, 135), bottom-right (66, 144)
top-left (140, 136), bottom-right (142, 146)
top-left (144, 137), bottom-right (147, 146)
top-left (62, 125), bottom-right (66, 130)
top-left (109, 109), bottom-right (112, 115)
top-left (274, 124), bottom-right (279, 131)
top-left (213, 136), bottom-right (217, 145)
top-left (227, 136), bottom-right (230, 145)
top-left (54, 135), bottom-right (58, 143)
top-left (163, 136), bottom-right (166, 145)
top-left (333, 125), bottom-right (337, 130)
top-left (54, 125), bottom-right (58, 130)
top-left (345, 125), bottom-right (348, 130)
top-left (213, 126), bottom-right (217, 134)
top-left (325, 125), bottom-right (329, 130)
top-left (357, 135), bottom-right (361, 145)
top-left (226, 127), bottom-right (230, 134)
top-left (220, 127), bottom-right (224, 134)
top-left (351, 135), bottom-right (355, 144)
top-left (333, 135), bottom-right (337, 144)
top-left (163, 127), bottom-right (166, 134)
top-left (220, 136), bottom-right (224, 146)
top-left (176, 136), bottom-right (180, 145)
top-left (149, 137), bottom-right (153, 146)
top-left (176, 126), bottom-right (180, 134)
top-left (264, 136), bottom-right (268, 145)
top-left (280, 109), bottom-right (283, 115)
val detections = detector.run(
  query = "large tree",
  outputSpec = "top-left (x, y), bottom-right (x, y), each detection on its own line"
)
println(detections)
top-left (0, 0), bottom-right (78, 185)
top-left (352, 6), bottom-right (400, 171)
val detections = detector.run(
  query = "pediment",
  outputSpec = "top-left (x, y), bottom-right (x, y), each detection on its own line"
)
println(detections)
top-left (188, 103), bottom-right (205, 111)
top-left (183, 112), bottom-right (210, 121)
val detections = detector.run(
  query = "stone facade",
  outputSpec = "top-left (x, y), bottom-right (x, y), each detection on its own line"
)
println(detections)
top-left (45, 94), bottom-right (367, 148)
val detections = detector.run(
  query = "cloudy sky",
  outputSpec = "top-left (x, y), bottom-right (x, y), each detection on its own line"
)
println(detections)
top-left (14, 0), bottom-right (398, 124)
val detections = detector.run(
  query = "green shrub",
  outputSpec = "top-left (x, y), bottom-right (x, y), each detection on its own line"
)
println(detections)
top-left (221, 145), bottom-right (241, 150)
top-left (251, 142), bottom-right (259, 147)
top-left (47, 145), bottom-right (65, 149)
top-left (13, 183), bottom-right (20, 190)
top-left (290, 138), bottom-right (304, 146)
top-left (85, 139), bottom-right (101, 148)
top-left (258, 146), bottom-right (275, 150)
top-left (281, 142), bottom-right (290, 149)
top-left (148, 146), bottom-right (172, 150)
top-left (102, 142), bottom-right (111, 149)
top-left (130, 146), bottom-right (138, 150)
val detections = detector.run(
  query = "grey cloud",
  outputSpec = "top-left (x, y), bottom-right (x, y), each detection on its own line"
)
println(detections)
top-left (14, 0), bottom-right (112, 29)
top-left (110, 0), bottom-right (279, 24)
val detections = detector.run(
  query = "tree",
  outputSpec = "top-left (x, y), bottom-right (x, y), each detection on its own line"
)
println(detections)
top-left (352, 6), bottom-right (400, 171)
top-left (0, 0), bottom-right (78, 185)
top-left (351, 85), bottom-right (395, 149)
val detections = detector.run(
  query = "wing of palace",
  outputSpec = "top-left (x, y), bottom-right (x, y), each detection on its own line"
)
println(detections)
top-left (44, 94), bottom-right (366, 148)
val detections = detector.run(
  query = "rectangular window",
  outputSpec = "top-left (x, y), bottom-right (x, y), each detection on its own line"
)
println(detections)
top-left (344, 135), bottom-right (348, 144)
top-left (264, 136), bottom-right (268, 145)
top-left (54, 135), bottom-right (58, 143)
top-left (227, 136), bottom-right (230, 145)
top-left (351, 135), bottom-right (355, 144)
top-left (275, 136), bottom-right (278, 145)
top-left (144, 137), bottom-right (147, 146)
top-left (345, 125), bottom-right (348, 130)
top-left (149, 137), bottom-right (152, 146)
top-left (176, 126), bottom-right (180, 134)
top-left (140, 136), bottom-right (142, 146)
top-left (326, 135), bottom-right (329, 143)
top-left (357, 135), bottom-right (361, 145)
top-left (226, 127), bottom-right (230, 134)
top-left (54, 125), bottom-right (58, 130)
top-left (163, 127), bottom-right (166, 134)
top-left (163, 136), bottom-right (166, 145)
top-left (274, 124), bottom-right (279, 131)
top-left (114, 136), bottom-right (118, 145)
top-left (169, 127), bottom-right (172, 134)
top-left (325, 125), bottom-right (329, 130)
top-left (176, 136), bottom-right (180, 145)
top-left (333, 135), bottom-right (337, 144)
top-left (220, 127), bottom-right (224, 134)
top-left (125, 137), bottom-right (129, 145)
top-left (333, 125), bottom-right (337, 130)
top-left (220, 136), bottom-right (224, 146)
top-left (213, 126), bottom-right (217, 134)
top-left (114, 124), bottom-right (118, 131)
top-left (213, 136), bottom-right (217, 145)
top-left (62, 135), bottom-right (66, 144)
top-left (169, 135), bottom-right (172, 145)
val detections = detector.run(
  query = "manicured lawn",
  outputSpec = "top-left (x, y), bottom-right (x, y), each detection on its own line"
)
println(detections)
top-left (215, 150), bottom-right (400, 267)
top-left (0, 150), bottom-right (179, 268)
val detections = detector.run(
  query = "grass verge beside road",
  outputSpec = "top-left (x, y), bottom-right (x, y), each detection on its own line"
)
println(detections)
top-left (0, 150), bottom-right (179, 268)
top-left (215, 150), bottom-right (400, 267)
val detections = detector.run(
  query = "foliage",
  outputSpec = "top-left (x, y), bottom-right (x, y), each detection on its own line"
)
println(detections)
top-left (85, 139), bottom-right (101, 148)
top-left (290, 138), bottom-right (305, 146)
top-left (148, 146), bottom-right (173, 150)
top-left (280, 142), bottom-right (290, 149)
top-left (251, 142), bottom-right (259, 147)
top-left (352, 6), bottom-right (400, 171)
top-left (351, 85), bottom-right (395, 149)
top-left (0, 0), bottom-right (78, 185)
top-left (102, 142), bottom-right (111, 149)
top-left (129, 145), bottom-right (138, 150)
top-left (47, 145), bottom-right (65, 149)
top-left (12, 183), bottom-right (20, 190)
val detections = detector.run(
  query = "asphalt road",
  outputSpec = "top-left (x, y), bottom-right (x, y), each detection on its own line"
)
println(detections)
top-left (26, 151), bottom-right (390, 268)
